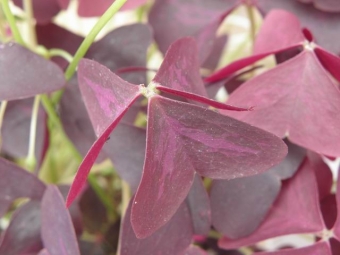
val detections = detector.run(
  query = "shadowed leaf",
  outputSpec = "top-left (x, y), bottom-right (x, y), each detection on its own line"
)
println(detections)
top-left (314, 46), bottom-right (340, 83)
top-left (41, 186), bottom-right (80, 255)
top-left (0, 43), bottom-right (65, 100)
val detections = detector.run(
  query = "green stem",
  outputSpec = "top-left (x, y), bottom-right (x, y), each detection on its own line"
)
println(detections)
top-left (0, 0), bottom-right (25, 45)
top-left (25, 95), bottom-right (40, 172)
top-left (49, 48), bottom-right (73, 63)
top-left (246, 3), bottom-right (256, 45)
top-left (23, 0), bottom-right (36, 47)
top-left (64, 0), bottom-right (127, 80)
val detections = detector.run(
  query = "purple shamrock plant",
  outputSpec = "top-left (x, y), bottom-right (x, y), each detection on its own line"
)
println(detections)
top-left (66, 37), bottom-right (287, 238)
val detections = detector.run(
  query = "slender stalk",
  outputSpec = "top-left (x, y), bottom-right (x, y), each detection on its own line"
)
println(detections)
top-left (49, 48), bottom-right (73, 63)
top-left (64, 0), bottom-right (127, 80)
top-left (25, 95), bottom-right (40, 172)
top-left (121, 180), bottom-right (130, 216)
top-left (0, 7), bottom-right (6, 40)
top-left (0, 0), bottom-right (25, 45)
top-left (246, 2), bottom-right (256, 45)
top-left (0, 100), bottom-right (8, 148)
top-left (23, 0), bottom-right (36, 47)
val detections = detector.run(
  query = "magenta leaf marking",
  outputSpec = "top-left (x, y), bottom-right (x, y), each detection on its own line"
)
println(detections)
top-left (66, 60), bottom-right (141, 207)
top-left (0, 43), bottom-right (65, 100)
top-left (77, 59), bottom-right (141, 137)
top-left (119, 199), bottom-right (193, 255)
top-left (225, 50), bottom-right (340, 157)
top-left (219, 155), bottom-right (325, 249)
top-left (131, 96), bottom-right (287, 238)
top-left (153, 37), bottom-right (207, 97)
top-left (41, 186), bottom-right (80, 255)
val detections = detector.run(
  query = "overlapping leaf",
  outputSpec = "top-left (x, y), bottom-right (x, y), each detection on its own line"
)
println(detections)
top-left (131, 95), bottom-right (286, 238)
top-left (66, 59), bottom-right (141, 206)
top-left (225, 50), bottom-right (340, 157)
top-left (148, 0), bottom-right (237, 55)
top-left (119, 200), bottom-right (193, 255)
top-left (0, 43), bottom-right (65, 100)
top-left (219, 155), bottom-right (325, 249)
top-left (0, 158), bottom-right (46, 218)
top-left (256, 0), bottom-right (340, 54)
top-left (41, 186), bottom-right (80, 255)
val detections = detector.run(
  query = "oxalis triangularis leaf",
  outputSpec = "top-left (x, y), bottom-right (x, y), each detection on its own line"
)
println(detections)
top-left (66, 37), bottom-right (287, 238)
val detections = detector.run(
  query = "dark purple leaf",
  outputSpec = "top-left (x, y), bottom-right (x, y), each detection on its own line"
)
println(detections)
top-left (201, 35), bottom-right (227, 70)
top-left (131, 95), bottom-right (287, 238)
top-left (219, 156), bottom-right (325, 249)
top-left (119, 200), bottom-right (193, 255)
top-left (13, 0), bottom-right (60, 24)
top-left (0, 43), bottom-right (65, 100)
top-left (298, 0), bottom-right (340, 12)
top-left (225, 50), bottom-right (340, 157)
top-left (0, 201), bottom-right (42, 255)
top-left (41, 185), bottom-right (80, 255)
top-left (320, 194), bottom-right (337, 230)
top-left (330, 238), bottom-right (340, 255)
top-left (268, 140), bottom-right (306, 180)
top-left (314, 46), bottom-right (340, 83)
top-left (254, 241), bottom-right (331, 255)
top-left (36, 23), bottom-right (83, 69)
top-left (103, 123), bottom-right (146, 193)
top-left (0, 158), bottom-right (46, 218)
top-left (78, 0), bottom-right (148, 17)
top-left (60, 78), bottom-right (107, 162)
top-left (186, 175), bottom-right (211, 235)
top-left (182, 245), bottom-right (207, 255)
top-left (66, 59), bottom-right (141, 207)
top-left (308, 151), bottom-right (333, 201)
top-left (87, 24), bottom-right (152, 85)
top-left (1, 98), bottom-right (47, 166)
top-left (56, 0), bottom-right (70, 9)
top-left (210, 172), bottom-right (281, 239)
top-left (332, 168), bottom-right (340, 241)
top-left (148, 0), bottom-right (237, 54)
top-left (152, 37), bottom-right (207, 97)
top-left (256, 0), bottom-right (340, 54)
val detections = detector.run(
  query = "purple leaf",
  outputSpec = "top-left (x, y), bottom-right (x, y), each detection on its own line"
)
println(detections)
top-left (254, 241), bottom-right (331, 255)
top-left (298, 0), bottom-right (340, 13)
top-left (210, 172), bottom-right (281, 239)
top-left (201, 35), bottom-right (228, 70)
top-left (56, 0), bottom-right (70, 9)
top-left (152, 37), bottom-right (207, 97)
top-left (36, 23), bottom-right (83, 69)
top-left (320, 194), bottom-right (337, 230)
top-left (148, 0), bottom-right (237, 54)
top-left (60, 79), bottom-right (107, 162)
top-left (225, 50), bottom-right (340, 157)
top-left (186, 175), bottom-right (211, 235)
top-left (219, 156), bottom-right (325, 249)
top-left (256, 0), bottom-right (340, 54)
top-left (38, 249), bottom-right (51, 255)
top-left (103, 123), bottom-right (146, 193)
top-left (332, 168), bottom-right (340, 241)
top-left (78, 0), bottom-right (148, 17)
top-left (0, 43), bottom-right (65, 100)
top-left (1, 98), bottom-right (47, 166)
top-left (87, 24), bottom-right (152, 85)
top-left (268, 140), bottom-right (306, 180)
top-left (41, 185), bottom-right (80, 255)
top-left (119, 200), bottom-right (193, 255)
top-left (66, 59), bottom-right (141, 207)
top-left (131, 95), bottom-right (287, 238)
top-left (0, 158), bottom-right (46, 218)
top-left (314, 46), bottom-right (340, 83)
top-left (253, 10), bottom-right (305, 55)
top-left (13, 0), bottom-right (61, 24)
top-left (0, 201), bottom-right (42, 255)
